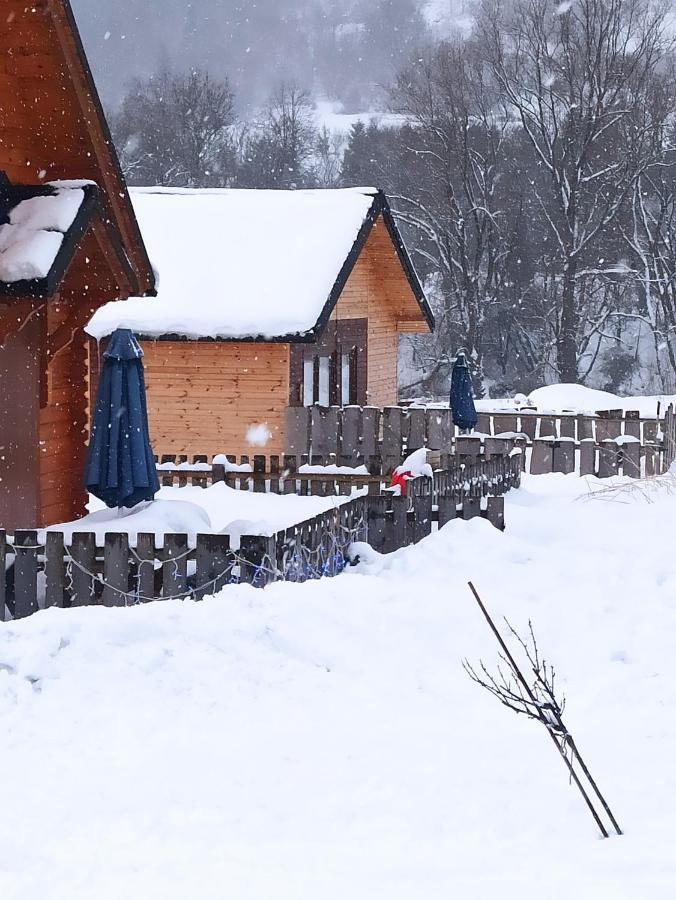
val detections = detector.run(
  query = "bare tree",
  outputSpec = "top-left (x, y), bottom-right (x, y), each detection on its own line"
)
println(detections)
top-left (390, 40), bottom-right (514, 394)
top-left (238, 83), bottom-right (317, 188)
top-left (480, 0), bottom-right (674, 382)
top-left (115, 69), bottom-right (236, 187)
top-left (621, 144), bottom-right (676, 388)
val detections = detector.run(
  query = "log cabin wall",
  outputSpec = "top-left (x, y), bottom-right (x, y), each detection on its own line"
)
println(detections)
top-left (38, 306), bottom-right (89, 526)
top-left (141, 340), bottom-right (290, 459)
top-left (37, 230), bottom-right (123, 526)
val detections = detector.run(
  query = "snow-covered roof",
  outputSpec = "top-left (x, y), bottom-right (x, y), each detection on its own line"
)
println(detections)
top-left (0, 179), bottom-right (95, 292)
top-left (86, 187), bottom-right (428, 341)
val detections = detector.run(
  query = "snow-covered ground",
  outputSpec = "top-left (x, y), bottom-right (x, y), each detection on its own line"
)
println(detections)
top-left (2, 473), bottom-right (676, 898)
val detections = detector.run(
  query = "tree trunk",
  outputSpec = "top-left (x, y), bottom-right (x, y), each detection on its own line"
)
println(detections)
top-left (558, 263), bottom-right (578, 382)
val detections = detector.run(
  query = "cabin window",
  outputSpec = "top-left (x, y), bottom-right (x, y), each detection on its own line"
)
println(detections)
top-left (318, 356), bottom-right (330, 406)
top-left (291, 318), bottom-right (367, 407)
top-left (303, 358), bottom-right (314, 407)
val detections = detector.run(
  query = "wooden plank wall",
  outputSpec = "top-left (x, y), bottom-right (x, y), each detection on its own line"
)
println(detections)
top-left (333, 213), bottom-right (429, 408)
top-left (142, 340), bottom-right (290, 458)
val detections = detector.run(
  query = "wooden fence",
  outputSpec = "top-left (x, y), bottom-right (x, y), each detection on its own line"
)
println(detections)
top-left (284, 404), bottom-right (672, 476)
top-left (155, 405), bottom-right (671, 480)
top-left (2, 455), bottom-right (521, 620)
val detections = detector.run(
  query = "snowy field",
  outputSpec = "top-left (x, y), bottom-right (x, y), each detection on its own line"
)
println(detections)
top-left (2, 473), bottom-right (676, 898)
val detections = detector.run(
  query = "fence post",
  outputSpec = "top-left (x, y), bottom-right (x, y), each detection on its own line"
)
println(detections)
top-left (102, 532), bottom-right (130, 607)
top-left (552, 439), bottom-right (575, 474)
top-left (70, 532), bottom-right (98, 607)
top-left (13, 530), bottom-right (39, 619)
top-left (622, 441), bottom-right (641, 478)
top-left (412, 482), bottom-right (433, 542)
top-left (437, 493), bottom-right (457, 528)
top-left (407, 407), bottom-right (426, 449)
top-left (486, 496), bottom-right (505, 531)
top-left (382, 407), bottom-right (404, 474)
top-left (597, 441), bottom-right (619, 478)
top-left (162, 533), bottom-right (189, 599)
top-left (531, 439), bottom-right (554, 475)
top-left (135, 533), bottom-right (157, 602)
top-left (240, 534), bottom-right (277, 586)
top-left (285, 406), bottom-right (310, 457)
top-left (195, 533), bottom-right (232, 599)
top-left (579, 439), bottom-right (596, 476)
top-left (365, 495), bottom-right (388, 552)
top-left (45, 531), bottom-right (66, 608)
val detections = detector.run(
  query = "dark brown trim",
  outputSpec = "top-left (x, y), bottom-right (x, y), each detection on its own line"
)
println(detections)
top-left (49, 0), bottom-right (156, 296)
top-left (287, 318), bottom-right (367, 407)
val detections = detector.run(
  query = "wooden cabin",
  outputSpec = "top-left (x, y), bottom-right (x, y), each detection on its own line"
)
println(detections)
top-left (0, 0), bottom-right (155, 531)
top-left (87, 187), bottom-right (434, 459)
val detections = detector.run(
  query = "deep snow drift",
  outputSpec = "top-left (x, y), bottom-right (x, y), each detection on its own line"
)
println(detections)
top-left (2, 474), bottom-right (676, 899)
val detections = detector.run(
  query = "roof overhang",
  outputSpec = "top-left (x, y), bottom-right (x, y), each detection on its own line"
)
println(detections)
top-left (130, 190), bottom-right (433, 344)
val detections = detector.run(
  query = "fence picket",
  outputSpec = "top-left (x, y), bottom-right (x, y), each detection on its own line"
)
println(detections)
top-left (135, 533), bottom-right (157, 602)
top-left (162, 533), bottom-right (188, 599)
top-left (196, 534), bottom-right (232, 599)
top-left (70, 532), bottom-right (98, 607)
top-left (13, 530), bottom-right (38, 619)
top-left (45, 531), bottom-right (65, 608)
top-left (103, 532), bottom-right (130, 607)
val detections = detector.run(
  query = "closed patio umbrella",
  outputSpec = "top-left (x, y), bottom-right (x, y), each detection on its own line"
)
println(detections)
top-left (84, 328), bottom-right (160, 508)
top-left (450, 351), bottom-right (477, 433)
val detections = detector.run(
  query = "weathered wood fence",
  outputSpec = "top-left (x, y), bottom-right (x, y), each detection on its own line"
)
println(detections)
top-left (2, 456), bottom-right (521, 620)
top-left (1, 497), bottom-right (367, 620)
top-left (284, 404), bottom-right (672, 476)
top-left (156, 405), bottom-right (671, 480)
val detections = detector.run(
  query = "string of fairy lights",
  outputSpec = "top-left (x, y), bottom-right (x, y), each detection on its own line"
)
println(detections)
top-left (5, 509), bottom-right (367, 611)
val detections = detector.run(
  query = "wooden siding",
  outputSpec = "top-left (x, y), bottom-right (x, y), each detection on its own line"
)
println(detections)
top-left (332, 213), bottom-right (427, 408)
top-left (0, 1), bottom-right (153, 293)
top-left (36, 228), bottom-right (121, 526)
top-left (141, 341), bottom-right (290, 459)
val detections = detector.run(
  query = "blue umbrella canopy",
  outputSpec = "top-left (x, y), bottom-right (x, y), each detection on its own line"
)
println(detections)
top-left (85, 328), bottom-right (160, 509)
top-left (450, 352), bottom-right (478, 432)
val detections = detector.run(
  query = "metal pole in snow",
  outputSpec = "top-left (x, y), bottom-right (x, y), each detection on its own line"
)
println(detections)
top-left (467, 581), bottom-right (621, 839)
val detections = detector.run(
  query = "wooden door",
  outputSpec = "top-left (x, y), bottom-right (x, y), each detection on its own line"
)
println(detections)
top-left (0, 312), bottom-right (40, 530)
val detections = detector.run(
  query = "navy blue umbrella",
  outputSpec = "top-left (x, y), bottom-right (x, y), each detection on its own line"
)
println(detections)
top-left (450, 352), bottom-right (477, 432)
top-left (85, 328), bottom-right (160, 509)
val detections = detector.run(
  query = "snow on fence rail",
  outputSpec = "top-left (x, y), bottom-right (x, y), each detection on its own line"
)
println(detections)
top-left (2, 457), bottom-right (521, 620)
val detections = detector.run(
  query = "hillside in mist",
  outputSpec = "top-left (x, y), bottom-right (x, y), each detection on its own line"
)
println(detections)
top-left (71, 0), bottom-right (470, 112)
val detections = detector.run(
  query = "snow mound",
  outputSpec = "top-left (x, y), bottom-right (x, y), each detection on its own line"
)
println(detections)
top-left (42, 499), bottom-right (211, 548)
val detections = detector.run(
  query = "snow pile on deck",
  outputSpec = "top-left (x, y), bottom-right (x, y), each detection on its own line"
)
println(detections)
top-left (0, 185), bottom-right (84, 282)
top-left (2, 474), bottom-right (676, 898)
top-left (43, 484), bottom-right (353, 548)
top-left (86, 187), bottom-right (378, 340)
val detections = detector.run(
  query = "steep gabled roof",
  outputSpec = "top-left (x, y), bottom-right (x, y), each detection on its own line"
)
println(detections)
top-left (87, 187), bottom-right (434, 342)
top-left (0, 0), bottom-right (154, 298)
